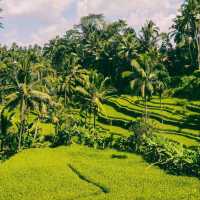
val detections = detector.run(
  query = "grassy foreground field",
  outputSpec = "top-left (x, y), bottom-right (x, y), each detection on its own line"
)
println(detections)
top-left (0, 145), bottom-right (199, 200)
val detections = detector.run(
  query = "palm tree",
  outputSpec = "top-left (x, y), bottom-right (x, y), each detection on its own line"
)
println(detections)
top-left (195, 14), bottom-right (200, 69)
top-left (122, 53), bottom-right (158, 122)
top-left (172, 0), bottom-right (200, 70)
top-left (154, 68), bottom-right (170, 124)
top-left (117, 30), bottom-right (139, 61)
top-left (1, 54), bottom-right (55, 151)
top-left (0, 107), bottom-right (15, 152)
top-left (32, 103), bottom-right (48, 142)
top-left (58, 55), bottom-right (88, 106)
top-left (155, 70), bottom-right (170, 110)
top-left (49, 106), bottom-right (75, 138)
top-left (77, 14), bottom-right (106, 38)
top-left (76, 71), bottom-right (115, 129)
top-left (139, 20), bottom-right (160, 52)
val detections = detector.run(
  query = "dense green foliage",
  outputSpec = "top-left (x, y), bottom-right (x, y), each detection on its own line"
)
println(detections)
top-left (0, 0), bottom-right (200, 199)
top-left (172, 0), bottom-right (200, 74)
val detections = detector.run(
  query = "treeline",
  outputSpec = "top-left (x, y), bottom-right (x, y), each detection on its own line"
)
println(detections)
top-left (1, 1), bottom-right (200, 98)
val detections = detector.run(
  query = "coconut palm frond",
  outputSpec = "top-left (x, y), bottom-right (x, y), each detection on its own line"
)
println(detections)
top-left (30, 90), bottom-right (52, 104)
top-left (141, 83), bottom-right (145, 98)
top-left (99, 77), bottom-right (110, 90)
top-left (130, 79), bottom-right (139, 91)
top-left (131, 59), bottom-right (141, 72)
top-left (5, 96), bottom-right (20, 112)
top-left (5, 92), bottom-right (18, 102)
top-left (121, 71), bottom-right (135, 79)
top-left (75, 86), bottom-right (90, 98)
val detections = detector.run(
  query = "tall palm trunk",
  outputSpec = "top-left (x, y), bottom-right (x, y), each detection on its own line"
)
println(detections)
top-left (19, 97), bottom-right (25, 151)
top-left (0, 109), bottom-right (3, 151)
top-left (188, 40), bottom-right (195, 67)
top-left (89, 104), bottom-right (92, 127)
top-left (0, 109), bottom-right (2, 136)
top-left (197, 32), bottom-right (200, 70)
top-left (159, 93), bottom-right (163, 124)
top-left (195, 25), bottom-right (200, 70)
top-left (144, 95), bottom-right (148, 123)
top-left (0, 108), bottom-right (6, 151)
top-left (33, 118), bottom-right (39, 142)
top-left (55, 122), bottom-right (59, 135)
top-left (64, 90), bottom-right (67, 107)
top-left (93, 111), bottom-right (96, 129)
top-left (85, 110), bottom-right (88, 127)
top-left (0, 140), bottom-right (3, 152)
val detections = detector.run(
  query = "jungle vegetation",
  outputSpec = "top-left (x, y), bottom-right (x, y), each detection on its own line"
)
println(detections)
top-left (0, 1), bottom-right (200, 199)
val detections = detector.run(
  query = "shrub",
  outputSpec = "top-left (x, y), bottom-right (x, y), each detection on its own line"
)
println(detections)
top-left (51, 130), bottom-right (72, 147)
top-left (134, 135), bottom-right (200, 176)
top-left (68, 120), bottom-right (200, 178)
top-left (173, 75), bottom-right (200, 100)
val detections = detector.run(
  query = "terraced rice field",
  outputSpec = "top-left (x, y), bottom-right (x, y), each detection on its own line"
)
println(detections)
top-left (98, 96), bottom-right (200, 146)
top-left (5, 96), bottom-right (200, 147)
top-left (0, 145), bottom-right (199, 200)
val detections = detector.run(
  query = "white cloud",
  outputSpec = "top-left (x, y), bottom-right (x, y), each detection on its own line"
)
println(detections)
top-left (30, 18), bottom-right (73, 45)
top-left (2, 0), bottom-right (73, 22)
top-left (0, 0), bottom-right (74, 45)
top-left (77, 0), bottom-right (182, 32)
top-left (0, 0), bottom-right (183, 46)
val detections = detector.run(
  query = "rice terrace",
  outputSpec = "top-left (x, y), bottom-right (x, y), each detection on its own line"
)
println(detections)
top-left (0, 0), bottom-right (200, 199)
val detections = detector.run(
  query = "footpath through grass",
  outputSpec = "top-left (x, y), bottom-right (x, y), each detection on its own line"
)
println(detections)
top-left (0, 145), bottom-right (199, 200)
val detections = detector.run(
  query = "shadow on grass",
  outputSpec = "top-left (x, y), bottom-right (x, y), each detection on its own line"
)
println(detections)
top-left (0, 150), bottom-right (16, 163)
top-left (68, 164), bottom-right (110, 194)
top-left (111, 154), bottom-right (127, 159)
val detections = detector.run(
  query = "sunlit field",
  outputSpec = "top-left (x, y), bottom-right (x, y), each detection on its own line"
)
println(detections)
top-left (0, 145), bottom-right (199, 200)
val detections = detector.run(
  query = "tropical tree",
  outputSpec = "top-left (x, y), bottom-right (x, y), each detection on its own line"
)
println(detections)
top-left (76, 71), bottom-right (115, 129)
top-left (154, 69), bottom-right (170, 123)
top-left (49, 105), bottom-right (78, 147)
top-left (0, 108), bottom-right (16, 152)
top-left (43, 30), bottom-right (81, 71)
top-left (43, 36), bottom-right (67, 70)
top-left (77, 14), bottom-right (106, 38)
top-left (155, 70), bottom-right (170, 108)
top-left (32, 103), bottom-right (48, 142)
top-left (172, 0), bottom-right (200, 71)
top-left (1, 53), bottom-right (55, 151)
top-left (139, 20), bottom-right (160, 53)
top-left (122, 52), bottom-right (160, 121)
top-left (58, 54), bottom-right (88, 106)
top-left (117, 29), bottom-right (139, 61)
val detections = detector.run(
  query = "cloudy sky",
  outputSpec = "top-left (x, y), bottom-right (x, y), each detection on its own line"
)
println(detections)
top-left (0, 0), bottom-right (183, 46)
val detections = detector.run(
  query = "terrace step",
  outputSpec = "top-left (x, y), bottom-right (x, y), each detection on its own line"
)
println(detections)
top-left (105, 98), bottom-right (200, 131)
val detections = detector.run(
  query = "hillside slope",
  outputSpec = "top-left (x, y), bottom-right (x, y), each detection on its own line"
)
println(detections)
top-left (98, 95), bottom-right (200, 146)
